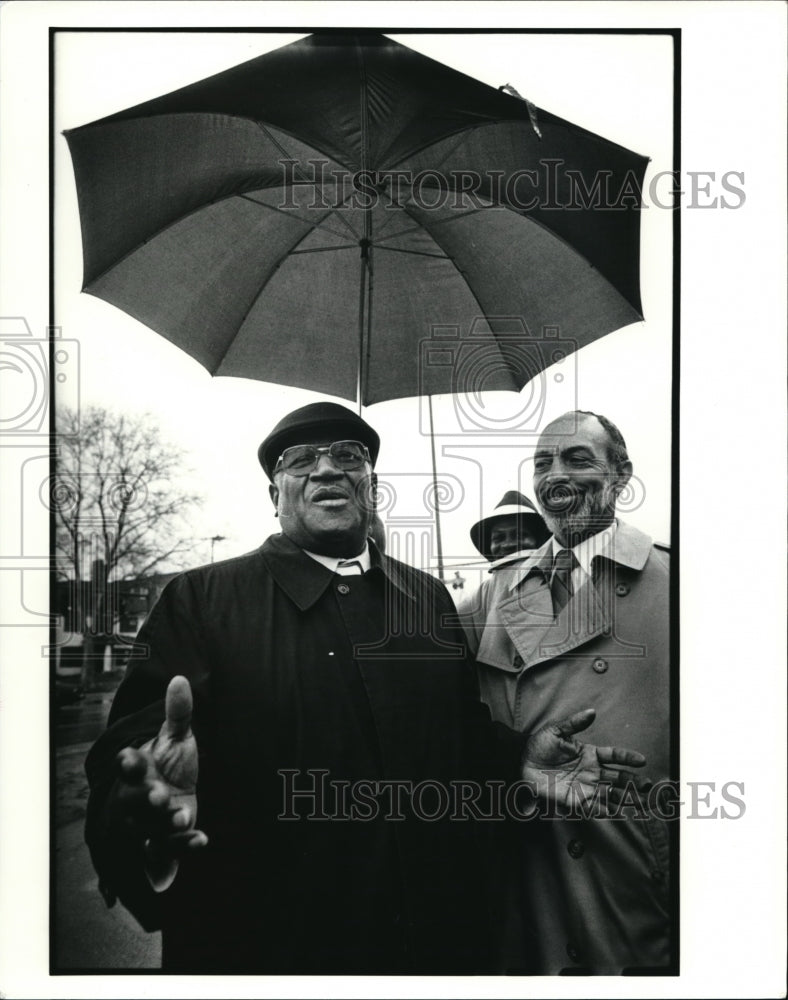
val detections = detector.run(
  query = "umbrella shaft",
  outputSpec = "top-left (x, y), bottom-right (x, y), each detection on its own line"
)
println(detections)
top-left (356, 247), bottom-right (372, 411)
top-left (428, 396), bottom-right (445, 581)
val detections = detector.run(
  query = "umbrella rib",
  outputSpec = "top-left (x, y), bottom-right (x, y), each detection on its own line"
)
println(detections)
top-left (372, 201), bottom-right (531, 392)
top-left (289, 244), bottom-right (359, 254)
top-left (373, 245), bottom-right (451, 260)
top-left (254, 122), bottom-right (362, 243)
top-left (207, 228), bottom-right (360, 375)
top-left (239, 193), bottom-right (359, 243)
top-left (382, 120), bottom-right (512, 178)
top-left (368, 205), bottom-right (488, 244)
top-left (374, 200), bottom-right (640, 317)
top-left (82, 187), bottom-right (355, 290)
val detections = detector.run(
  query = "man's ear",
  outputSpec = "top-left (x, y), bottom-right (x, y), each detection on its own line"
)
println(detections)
top-left (370, 472), bottom-right (378, 513)
top-left (269, 482), bottom-right (279, 516)
top-left (614, 460), bottom-right (633, 493)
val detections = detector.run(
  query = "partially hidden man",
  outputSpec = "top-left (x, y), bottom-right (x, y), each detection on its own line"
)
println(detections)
top-left (458, 409), bottom-right (671, 974)
top-left (85, 402), bottom-right (646, 974)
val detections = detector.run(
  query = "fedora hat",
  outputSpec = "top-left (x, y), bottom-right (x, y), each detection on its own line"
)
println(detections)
top-left (470, 490), bottom-right (549, 560)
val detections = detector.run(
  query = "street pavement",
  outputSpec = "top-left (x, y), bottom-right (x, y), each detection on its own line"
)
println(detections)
top-left (54, 688), bottom-right (161, 970)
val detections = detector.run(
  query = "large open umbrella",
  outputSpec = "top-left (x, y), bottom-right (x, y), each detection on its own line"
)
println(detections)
top-left (64, 32), bottom-right (647, 574)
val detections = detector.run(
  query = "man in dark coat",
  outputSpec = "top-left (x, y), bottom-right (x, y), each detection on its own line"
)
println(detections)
top-left (85, 402), bottom-right (645, 974)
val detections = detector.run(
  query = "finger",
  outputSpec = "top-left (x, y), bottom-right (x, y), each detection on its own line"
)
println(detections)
top-left (146, 828), bottom-right (209, 860)
top-left (596, 746), bottom-right (646, 768)
top-left (120, 778), bottom-right (171, 822)
top-left (598, 767), bottom-right (642, 788)
top-left (123, 791), bottom-right (188, 839)
top-left (147, 779), bottom-right (172, 810)
top-left (170, 804), bottom-right (193, 830)
top-left (116, 747), bottom-right (153, 784)
top-left (164, 675), bottom-right (193, 741)
top-left (551, 708), bottom-right (596, 739)
top-left (606, 785), bottom-right (648, 810)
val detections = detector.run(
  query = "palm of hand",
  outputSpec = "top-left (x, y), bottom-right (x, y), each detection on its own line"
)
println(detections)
top-left (520, 708), bottom-right (646, 812)
top-left (523, 731), bottom-right (606, 809)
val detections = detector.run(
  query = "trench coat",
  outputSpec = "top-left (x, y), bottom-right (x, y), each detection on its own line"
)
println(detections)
top-left (457, 520), bottom-right (672, 973)
top-left (85, 534), bottom-right (516, 974)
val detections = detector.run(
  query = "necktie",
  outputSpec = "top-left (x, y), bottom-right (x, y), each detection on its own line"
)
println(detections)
top-left (336, 559), bottom-right (363, 576)
top-left (550, 549), bottom-right (577, 617)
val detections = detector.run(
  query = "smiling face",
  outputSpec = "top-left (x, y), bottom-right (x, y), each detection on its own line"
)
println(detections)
top-left (269, 436), bottom-right (374, 557)
top-left (533, 413), bottom-right (632, 547)
top-left (488, 517), bottom-right (541, 559)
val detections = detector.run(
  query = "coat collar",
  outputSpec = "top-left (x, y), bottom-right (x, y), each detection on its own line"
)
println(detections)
top-left (260, 533), bottom-right (416, 611)
top-left (505, 519), bottom-right (653, 592)
top-left (484, 520), bottom-right (656, 669)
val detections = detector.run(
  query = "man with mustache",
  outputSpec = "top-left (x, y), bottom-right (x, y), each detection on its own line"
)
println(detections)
top-left (84, 402), bottom-right (645, 975)
top-left (459, 409), bottom-right (671, 974)
top-left (469, 490), bottom-right (550, 566)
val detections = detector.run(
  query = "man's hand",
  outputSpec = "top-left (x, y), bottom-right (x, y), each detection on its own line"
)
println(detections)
top-left (111, 675), bottom-right (207, 890)
top-left (521, 708), bottom-right (647, 814)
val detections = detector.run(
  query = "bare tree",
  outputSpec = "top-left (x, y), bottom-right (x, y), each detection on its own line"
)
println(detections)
top-left (54, 406), bottom-right (203, 681)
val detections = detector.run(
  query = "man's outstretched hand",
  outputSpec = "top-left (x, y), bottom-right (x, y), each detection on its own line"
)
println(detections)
top-left (521, 708), bottom-right (648, 814)
top-left (111, 675), bottom-right (207, 890)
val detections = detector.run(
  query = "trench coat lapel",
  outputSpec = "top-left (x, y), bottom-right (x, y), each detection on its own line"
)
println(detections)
top-left (495, 571), bottom-right (610, 670)
top-left (491, 522), bottom-right (654, 670)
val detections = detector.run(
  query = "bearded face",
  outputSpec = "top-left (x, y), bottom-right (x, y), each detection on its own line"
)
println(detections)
top-left (536, 476), bottom-right (621, 545)
top-left (533, 414), bottom-right (631, 547)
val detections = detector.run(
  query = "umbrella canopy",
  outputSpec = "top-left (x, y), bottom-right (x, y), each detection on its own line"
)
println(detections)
top-left (64, 32), bottom-right (647, 407)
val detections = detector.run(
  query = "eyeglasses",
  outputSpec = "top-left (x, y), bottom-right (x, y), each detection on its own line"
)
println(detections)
top-left (274, 440), bottom-right (371, 476)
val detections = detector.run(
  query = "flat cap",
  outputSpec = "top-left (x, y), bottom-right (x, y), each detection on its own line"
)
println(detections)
top-left (258, 402), bottom-right (380, 480)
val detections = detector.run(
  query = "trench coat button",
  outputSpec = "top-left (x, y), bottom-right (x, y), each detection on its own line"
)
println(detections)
top-left (566, 942), bottom-right (579, 962)
top-left (616, 582), bottom-right (630, 597)
top-left (567, 839), bottom-right (585, 859)
top-left (337, 583), bottom-right (351, 595)
top-left (651, 868), bottom-right (664, 883)
top-left (592, 658), bottom-right (608, 673)
top-left (513, 653), bottom-right (524, 669)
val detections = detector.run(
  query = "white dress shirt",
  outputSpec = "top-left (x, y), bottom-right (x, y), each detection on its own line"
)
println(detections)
top-left (550, 520), bottom-right (619, 590)
top-left (303, 543), bottom-right (371, 575)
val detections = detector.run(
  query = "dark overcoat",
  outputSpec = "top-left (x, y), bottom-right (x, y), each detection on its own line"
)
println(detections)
top-left (86, 534), bottom-right (514, 974)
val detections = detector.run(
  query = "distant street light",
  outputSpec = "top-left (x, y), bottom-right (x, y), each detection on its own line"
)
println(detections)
top-left (209, 535), bottom-right (226, 563)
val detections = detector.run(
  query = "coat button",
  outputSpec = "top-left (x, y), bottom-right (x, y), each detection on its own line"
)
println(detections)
top-left (337, 583), bottom-right (351, 595)
top-left (651, 868), bottom-right (664, 883)
top-left (592, 658), bottom-right (608, 673)
top-left (513, 653), bottom-right (524, 669)
top-left (616, 582), bottom-right (630, 597)
top-left (566, 942), bottom-right (579, 962)
top-left (567, 839), bottom-right (585, 859)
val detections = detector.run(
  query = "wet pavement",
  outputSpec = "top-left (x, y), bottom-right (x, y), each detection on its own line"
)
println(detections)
top-left (54, 682), bottom-right (161, 971)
